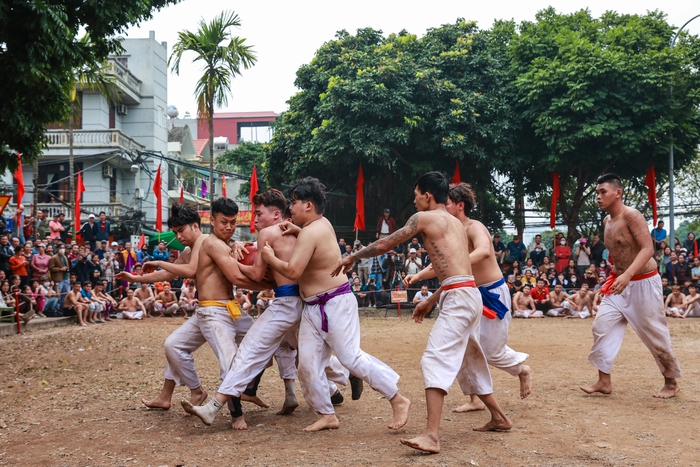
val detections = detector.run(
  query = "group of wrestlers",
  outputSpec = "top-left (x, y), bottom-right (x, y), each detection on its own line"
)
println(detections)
top-left (116, 171), bottom-right (681, 454)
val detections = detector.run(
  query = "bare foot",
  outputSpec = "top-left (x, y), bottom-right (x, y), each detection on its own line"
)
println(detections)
top-left (388, 393), bottom-right (411, 430)
top-left (78, 322), bottom-right (89, 327)
top-left (653, 383), bottom-right (680, 399)
top-left (230, 416), bottom-right (248, 430)
top-left (183, 388), bottom-right (208, 416)
top-left (453, 401), bottom-right (485, 413)
top-left (473, 415), bottom-right (513, 432)
top-left (241, 394), bottom-right (269, 408)
top-left (181, 399), bottom-right (223, 426)
top-left (277, 393), bottom-right (299, 415)
top-left (400, 434), bottom-right (440, 454)
top-left (141, 395), bottom-right (171, 410)
top-left (580, 380), bottom-right (612, 395)
top-left (518, 365), bottom-right (533, 399)
top-left (303, 414), bottom-right (339, 432)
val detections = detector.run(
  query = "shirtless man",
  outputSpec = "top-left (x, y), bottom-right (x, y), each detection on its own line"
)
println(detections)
top-left (245, 177), bottom-right (410, 433)
top-left (680, 284), bottom-right (700, 318)
top-left (590, 289), bottom-right (603, 317)
top-left (234, 288), bottom-right (251, 312)
top-left (183, 189), bottom-right (358, 425)
top-left (118, 288), bottom-right (146, 320)
top-left (513, 285), bottom-right (543, 318)
top-left (179, 280), bottom-right (198, 318)
top-left (564, 283), bottom-right (592, 319)
top-left (255, 289), bottom-right (274, 317)
top-left (154, 284), bottom-right (179, 317)
top-left (547, 283), bottom-right (569, 317)
top-left (63, 282), bottom-right (91, 326)
top-left (581, 173), bottom-right (681, 398)
top-left (664, 286), bottom-right (685, 317)
top-left (403, 182), bottom-right (531, 414)
top-left (117, 204), bottom-right (269, 423)
top-left (135, 283), bottom-right (156, 317)
top-left (335, 172), bottom-right (508, 454)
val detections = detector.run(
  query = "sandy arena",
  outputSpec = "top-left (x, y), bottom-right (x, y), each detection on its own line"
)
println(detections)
top-left (1, 315), bottom-right (699, 466)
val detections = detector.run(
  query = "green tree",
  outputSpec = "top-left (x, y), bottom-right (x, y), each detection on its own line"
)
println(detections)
top-left (169, 10), bottom-right (257, 200)
top-left (266, 21), bottom-right (520, 230)
top-left (509, 8), bottom-right (700, 241)
top-left (0, 0), bottom-right (180, 172)
top-left (216, 141), bottom-right (267, 197)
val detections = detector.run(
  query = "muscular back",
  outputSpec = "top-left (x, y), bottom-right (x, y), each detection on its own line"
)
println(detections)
top-left (603, 206), bottom-right (657, 276)
top-left (297, 217), bottom-right (348, 298)
top-left (417, 210), bottom-right (472, 282)
top-left (464, 219), bottom-right (503, 286)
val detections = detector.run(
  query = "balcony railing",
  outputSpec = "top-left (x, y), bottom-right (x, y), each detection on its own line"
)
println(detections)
top-left (107, 59), bottom-right (142, 96)
top-left (46, 129), bottom-right (145, 151)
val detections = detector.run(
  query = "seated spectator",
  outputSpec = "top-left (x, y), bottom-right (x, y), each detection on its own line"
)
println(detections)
top-left (665, 253), bottom-right (680, 285)
top-left (681, 284), bottom-right (700, 318)
top-left (493, 234), bottom-right (507, 265)
top-left (530, 279), bottom-right (551, 313)
top-left (510, 279), bottom-right (524, 297)
top-left (528, 234), bottom-right (548, 266)
top-left (538, 256), bottom-right (554, 275)
top-left (564, 259), bottom-right (577, 279)
top-left (154, 281), bottom-right (167, 295)
top-left (563, 283), bottom-right (592, 319)
top-left (29, 279), bottom-right (46, 317)
top-left (412, 285), bottom-right (436, 318)
top-left (513, 284), bottom-right (543, 318)
top-left (547, 283), bottom-right (569, 317)
top-left (80, 281), bottom-right (105, 323)
top-left (40, 277), bottom-right (60, 315)
top-left (582, 268), bottom-right (597, 288)
top-left (94, 281), bottom-right (116, 320)
top-left (521, 269), bottom-right (536, 287)
top-left (178, 280), bottom-right (198, 318)
top-left (550, 273), bottom-right (569, 289)
top-left (506, 275), bottom-right (516, 296)
top-left (566, 274), bottom-right (580, 291)
top-left (135, 283), bottom-right (156, 317)
top-left (234, 288), bottom-right (251, 312)
top-left (595, 260), bottom-right (612, 278)
top-left (255, 288), bottom-right (274, 318)
top-left (593, 274), bottom-right (606, 291)
top-left (522, 258), bottom-right (538, 276)
top-left (546, 269), bottom-right (557, 285)
top-left (154, 283), bottom-right (179, 317)
top-left (505, 236), bottom-right (527, 264)
top-left (361, 277), bottom-right (381, 308)
top-left (63, 281), bottom-right (90, 326)
top-left (537, 272), bottom-right (550, 287)
top-left (351, 277), bottom-right (368, 307)
top-left (665, 286), bottom-right (686, 317)
top-left (118, 288), bottom-right (146, 320)
top-left (691, 257), bottom-right (700, 282)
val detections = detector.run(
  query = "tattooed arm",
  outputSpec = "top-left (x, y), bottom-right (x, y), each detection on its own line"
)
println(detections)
top-left (331, 214), bottom-right (422, 276)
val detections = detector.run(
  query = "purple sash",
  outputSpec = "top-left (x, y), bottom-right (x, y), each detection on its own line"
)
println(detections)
top-left (307, 282), bottom-right (351, 332)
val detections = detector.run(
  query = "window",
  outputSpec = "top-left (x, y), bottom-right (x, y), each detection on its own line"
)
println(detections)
top-left (35, 162), bottom-right (83, 204)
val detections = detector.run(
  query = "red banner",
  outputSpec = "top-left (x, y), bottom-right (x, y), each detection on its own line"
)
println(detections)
top-left (198, 210), bottom-right (252, 227)
top-left (451, 160), bottom-right (461, 184)
top-left (644, 164), bottom-right (658, 227)
top-left (153, 164), bottom-right (162, 231)
top-left (353, 164), bottom-right (365, 231)
top-left (550, 172), bottom-right (560, 229)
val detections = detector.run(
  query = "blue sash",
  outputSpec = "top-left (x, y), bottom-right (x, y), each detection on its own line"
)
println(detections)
top-left (478, 278), bottom-right (508, 320)
top-left (274, 284), bottom-right (300, 297)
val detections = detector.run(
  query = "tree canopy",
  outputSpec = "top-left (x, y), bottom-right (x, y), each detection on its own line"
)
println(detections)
top-left (216, 141), bottom-right (267, 197)
top-left (0, 0), bottom-right (181, 173)
top-left (266, 21), bottom-right (519, 229)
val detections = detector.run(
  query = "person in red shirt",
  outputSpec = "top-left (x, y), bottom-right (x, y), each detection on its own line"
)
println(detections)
top-left (529, 278), bottom-right (551, 314)
top-left (375, 208), bottom-right (398, 239)
top-left (9, 248), bottom-right (30, 288)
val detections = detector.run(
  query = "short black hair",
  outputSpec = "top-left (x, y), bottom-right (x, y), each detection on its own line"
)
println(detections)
top-left (448, 182), bottom-right (476, 214)
top-left (212, 197), bottom-right (239, 217)
top-left (253, 188), bottom-right (287, 213)
top-left (415, 171), bottom-right (448, 204)
top-left (168, 203), bottom-right (201, 228)
top-left (596, 173), bottom-right (623, 190)
top-left (81, 281), bottom-right (91, 287)
top-left (288, 177), bottom-right (325, 214)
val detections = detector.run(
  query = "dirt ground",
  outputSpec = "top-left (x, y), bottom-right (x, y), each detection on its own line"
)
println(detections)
top-left (1, 314), bottom-right (699, 467)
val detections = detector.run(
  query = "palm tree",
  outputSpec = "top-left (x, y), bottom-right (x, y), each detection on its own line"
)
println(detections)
top-left (169, 11), bottom-right (257, 200)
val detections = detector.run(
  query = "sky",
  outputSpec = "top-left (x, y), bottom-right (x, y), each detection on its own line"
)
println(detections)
top-left (127, 0), bottom-right (700, 117)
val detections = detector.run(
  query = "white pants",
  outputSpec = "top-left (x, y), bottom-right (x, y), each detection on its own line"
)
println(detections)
top-left (88, 302), bottom-right (104, 312)
top-left (299, 289), bottom-right (399, 415)
top-left (155, 303), bottom-right (179, 315)
top-left (686, 302), bottom-right (700, 317)
top-left (424, 276), bottom-right (493, 395)
top-left (180, 302), bottom-right (197, 312)
top-left (122, 310), bottom-right (143, 320)
top-left (478, 280), bottom-right (529, 377)
top-left (164, 305), bottom-right (253, 391)
top-left (514, 310), bottom-right (543, 318)
top-left (588, 274), bottom-right (681, 378)
top-left (567, 305), bottom-right (591, 319)
top-left (548, 307), bottom-right (565, 317)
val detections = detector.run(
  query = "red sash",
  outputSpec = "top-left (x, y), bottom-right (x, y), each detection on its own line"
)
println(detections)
top-left (600, 270), bottom-right (658, 295)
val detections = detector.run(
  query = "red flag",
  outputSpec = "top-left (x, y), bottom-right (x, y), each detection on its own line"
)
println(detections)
top-left (222, 174), bottom-right (227, 198)
top-left (451, 160), bottom-right (461, 184)
top-left (153, 164), bottom-right (162, 231)
top-left (179, 185), bottom-right (184, 204)
top-left (75, 172), bottom-right (85, 237)
top-left (137, 232), bottom-right (146, 249)
top-left (249, 165), bottom-right (259, 233)
top-left (550, 172), bottom-right (560, 229)
top-left (13, 154), bottom-right (24, 230)
top-left (353, 164), bottom-right (365, 231)
top-left (644, 164), bottom-right (658, 227)
top-left (694, 239), bottom-right (698, 259)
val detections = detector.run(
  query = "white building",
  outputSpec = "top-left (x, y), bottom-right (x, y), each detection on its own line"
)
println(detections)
top-left (3, 31), bottom-right (171, 236)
